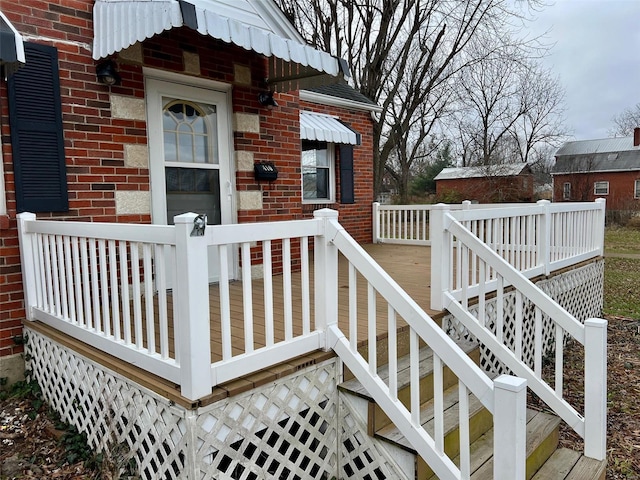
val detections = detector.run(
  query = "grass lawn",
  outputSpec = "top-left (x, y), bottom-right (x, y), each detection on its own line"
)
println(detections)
top-left (604, 227), bottom-right (640, 320)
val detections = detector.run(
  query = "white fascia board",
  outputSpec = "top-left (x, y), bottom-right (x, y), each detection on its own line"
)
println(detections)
top-left (300, 89), bottom-right (382, 113)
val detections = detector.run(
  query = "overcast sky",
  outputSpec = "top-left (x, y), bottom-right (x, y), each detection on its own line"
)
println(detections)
top-left (526, 0), bottom-right (640, 141)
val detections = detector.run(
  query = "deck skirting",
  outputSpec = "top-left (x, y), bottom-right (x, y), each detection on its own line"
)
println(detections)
top-left (24, 326), bottom-right (412, 479)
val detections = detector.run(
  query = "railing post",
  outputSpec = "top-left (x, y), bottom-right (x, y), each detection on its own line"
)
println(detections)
top-left (537, 199), bottom-right (551, 276)
top-left (584, 318), bottom-right (607, 460)
top-left (372, 202), bottom-right (380, 243)
top-left (17, 212), bottom-right (38, 321)
top-left (493, 375), bottom-right (527, 480)
top-left (314, 209), bottom-right (339, 350)
top-left (430, 204), bottom-right (451, 311)
top-left (595, 198), bottom-right (606, 256)
top-left (174, 213), bottom-right (212, 401)
top-left (462, 200), bottom-right (471, 211)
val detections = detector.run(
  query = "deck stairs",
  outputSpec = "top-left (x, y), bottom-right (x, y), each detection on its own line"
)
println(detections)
top-left (338, 334), bottom-right (606, 480)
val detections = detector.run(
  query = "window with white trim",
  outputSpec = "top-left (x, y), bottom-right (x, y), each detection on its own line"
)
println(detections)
top-left (635, 179), bottom-right (640, 199)
top-left (302, 140), bottom-right (335, 202)
top-left (594, 181), bottom-right (609, 196)
top-left (563, 182), bottom-right (571, 200)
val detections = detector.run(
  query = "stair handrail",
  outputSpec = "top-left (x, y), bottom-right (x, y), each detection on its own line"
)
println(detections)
top-left (439, 211), bottom-right (607, 461)
top-left (314, 209), bottom-right (528, 480)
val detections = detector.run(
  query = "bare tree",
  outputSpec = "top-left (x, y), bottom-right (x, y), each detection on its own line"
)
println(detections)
top-left (275, 0), bottom-right (546, 202)
top-left (610, 103), bottom-right (640, 137)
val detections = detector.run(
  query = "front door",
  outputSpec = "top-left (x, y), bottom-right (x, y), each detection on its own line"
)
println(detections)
top-left (146, 77), bottom-right (235, 282)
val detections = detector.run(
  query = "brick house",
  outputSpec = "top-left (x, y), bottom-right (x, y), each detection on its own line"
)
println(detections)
top-left (0, 0), bottom-right (379, 382)
top-left (434, 164), bottom-right (534, 203)
top-left (552, 129), bottom-right (640, 211)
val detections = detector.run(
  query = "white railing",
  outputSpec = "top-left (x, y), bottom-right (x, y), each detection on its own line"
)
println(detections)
top-left (18, 209), bottom-right (529, 479)
top-left (18, 212), bottom-right (325, 400)
top-left (429, 205), bottom-right (607, 461)
top-left (372, 201), bottom-right (532, 245)
top-left (320, 210), bottom-right (526, 480)
top-left (430, 199), bottom-right (606, 308)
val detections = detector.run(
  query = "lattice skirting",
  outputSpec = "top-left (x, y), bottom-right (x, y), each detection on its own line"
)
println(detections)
top-left (444, 259), bottom-right (604, 374)
top-left (24, 327), bottom-right (413, 479)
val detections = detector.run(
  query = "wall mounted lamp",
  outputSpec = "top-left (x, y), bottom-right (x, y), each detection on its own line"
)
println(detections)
top-left (258, 91), bottom-right (278, 108)
top-left (96, 60), bottom-right (121, 86)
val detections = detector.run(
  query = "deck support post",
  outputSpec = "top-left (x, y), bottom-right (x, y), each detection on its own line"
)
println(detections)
top-left (584, 318), bottom-right (607, 460)
top-left (493, 375), bottom-right (527, 480)
top-left (429, 204), bottom-right (451, 311)
top-left (372, 202), bottom-right (380, 243)
top-left (314, 209), bottom-right (339, 351)
top-left (17, 212), bottom-right (38, 320)
top-left (537, 199), bottom-right (551, 276)
top-left (174, 213), bottom-right (212, 401)
top-left (595, 198), bottom-right (606, 256)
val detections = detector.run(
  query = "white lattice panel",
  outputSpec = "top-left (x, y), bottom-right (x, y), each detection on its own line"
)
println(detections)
top-left (24, 327), bottom-right (348, 479)
top-left (338, 394), bottom-right (411, 479)
top-left (444, 260), bottom-right (604, 374)
top-left (193, 362), bottom-right (339, 479)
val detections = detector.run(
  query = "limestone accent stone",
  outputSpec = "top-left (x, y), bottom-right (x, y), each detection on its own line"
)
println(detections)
top-left (183, 51), bottom-right (200, 75)
top-left (115, 191), bottom-right (151, 215)
top-left (236, 151), bottom-right (254, 172)
top-left (124, 144), bottom-right (149, 168)
top-left (250, 264), bottom-right (264, 279)
top-left (237, 191), bottom-right (262, 210)
top-left (118, 43), bottom-right (143, 63)
top-left (111, 95), bottom-right (146, 121)
top-left (234, 64), bottom-right (251, 85)
top-left (234, 113), bottom-right (260, 134)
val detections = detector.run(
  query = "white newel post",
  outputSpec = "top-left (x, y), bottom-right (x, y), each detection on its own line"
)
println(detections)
top-left (537, 200), bottom-right (551, 275)
top-left (372, 202), bottom-right (380, 243)
top-left (493, 375), bottom-right (527, 480)
top-left (595, 198), bottom-right (606, 256)
top-left (314, 209), bottom-right (339, 350)
top-left (17, 212), bottom-right (38, 320)
top-left (429, 204), bottom-right (451, 311)
top-left (584, 318), bottom-right (607, 460)
top-left (174, 213), bottom-right (212, 401)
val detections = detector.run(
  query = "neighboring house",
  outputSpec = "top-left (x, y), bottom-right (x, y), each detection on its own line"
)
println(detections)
top-left (434, 164), bottom-right (534, 203)
top-left (0, 0), bottom-right (379, 380)
top-left (552, 128), bottom-right (640, 211)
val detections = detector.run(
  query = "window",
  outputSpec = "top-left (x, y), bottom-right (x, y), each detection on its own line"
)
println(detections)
top-left (594, 181), bottom-right (609, 196)
top-left (302, 140), bottom-right (334, 202)
top-left (635, 179), bottom-right (640, 199)
top-left (563, 182), bottom-right (571, 200)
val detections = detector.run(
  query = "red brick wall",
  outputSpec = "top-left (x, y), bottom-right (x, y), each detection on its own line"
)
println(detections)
top-left (436, 175), bottom-right (534, 203)
top-left (553, 171), bottom-right (640, 210)
top-left (0, 1), bottom-right (375, 358)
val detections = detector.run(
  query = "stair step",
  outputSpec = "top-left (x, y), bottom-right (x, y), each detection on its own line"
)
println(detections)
top-left (375, 382), bottom-right (491, 453)
top-left (338, 337), bottom-right (478, 401)
top-left (531, 448), bottom-right (606, 480)
top-left (467, 410), bottom-right (561, 479)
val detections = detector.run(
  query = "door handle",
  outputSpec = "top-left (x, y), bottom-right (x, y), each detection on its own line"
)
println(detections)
top-left (226, 180), bottom-right (233, 198)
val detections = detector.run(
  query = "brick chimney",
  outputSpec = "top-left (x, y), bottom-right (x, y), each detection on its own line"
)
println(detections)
top-left (634, 127), bottom-right (640, 147)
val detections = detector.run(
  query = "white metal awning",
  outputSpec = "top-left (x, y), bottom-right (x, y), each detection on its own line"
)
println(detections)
top-left (300, 111), bottom-right (358, 145)
top-left (0, 10), bottom-right (26, 75)
top-left (92, 0), bottom-right (342, 78)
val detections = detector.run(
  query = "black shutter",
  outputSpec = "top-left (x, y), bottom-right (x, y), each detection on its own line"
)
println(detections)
top-left (339, 145), bottom-right (355, 204)
top-left (8, 42), bottom-right (68, 212)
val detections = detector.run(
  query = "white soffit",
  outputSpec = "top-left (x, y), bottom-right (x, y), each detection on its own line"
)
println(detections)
top-left (92, 0), bottom-right (340, 76)
top-left (300, 111), bottom-right (358, 145)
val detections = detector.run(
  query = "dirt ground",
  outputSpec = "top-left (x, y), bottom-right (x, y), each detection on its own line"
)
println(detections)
top-left (1, 315), bottom-right (639, 479)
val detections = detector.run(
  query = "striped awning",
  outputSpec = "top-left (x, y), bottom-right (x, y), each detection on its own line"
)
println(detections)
top-left (92, 0), bottom-right (343, 79)
top-left (0, 11), bottom-right (25, 76)
top-left (300, 111), bottom-right (359, 145)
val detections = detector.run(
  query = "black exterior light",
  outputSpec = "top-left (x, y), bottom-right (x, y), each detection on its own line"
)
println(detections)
top-left (96, 60), bottom-right (120, 85)
top-left (258, 91), bottom-right (278, 108)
